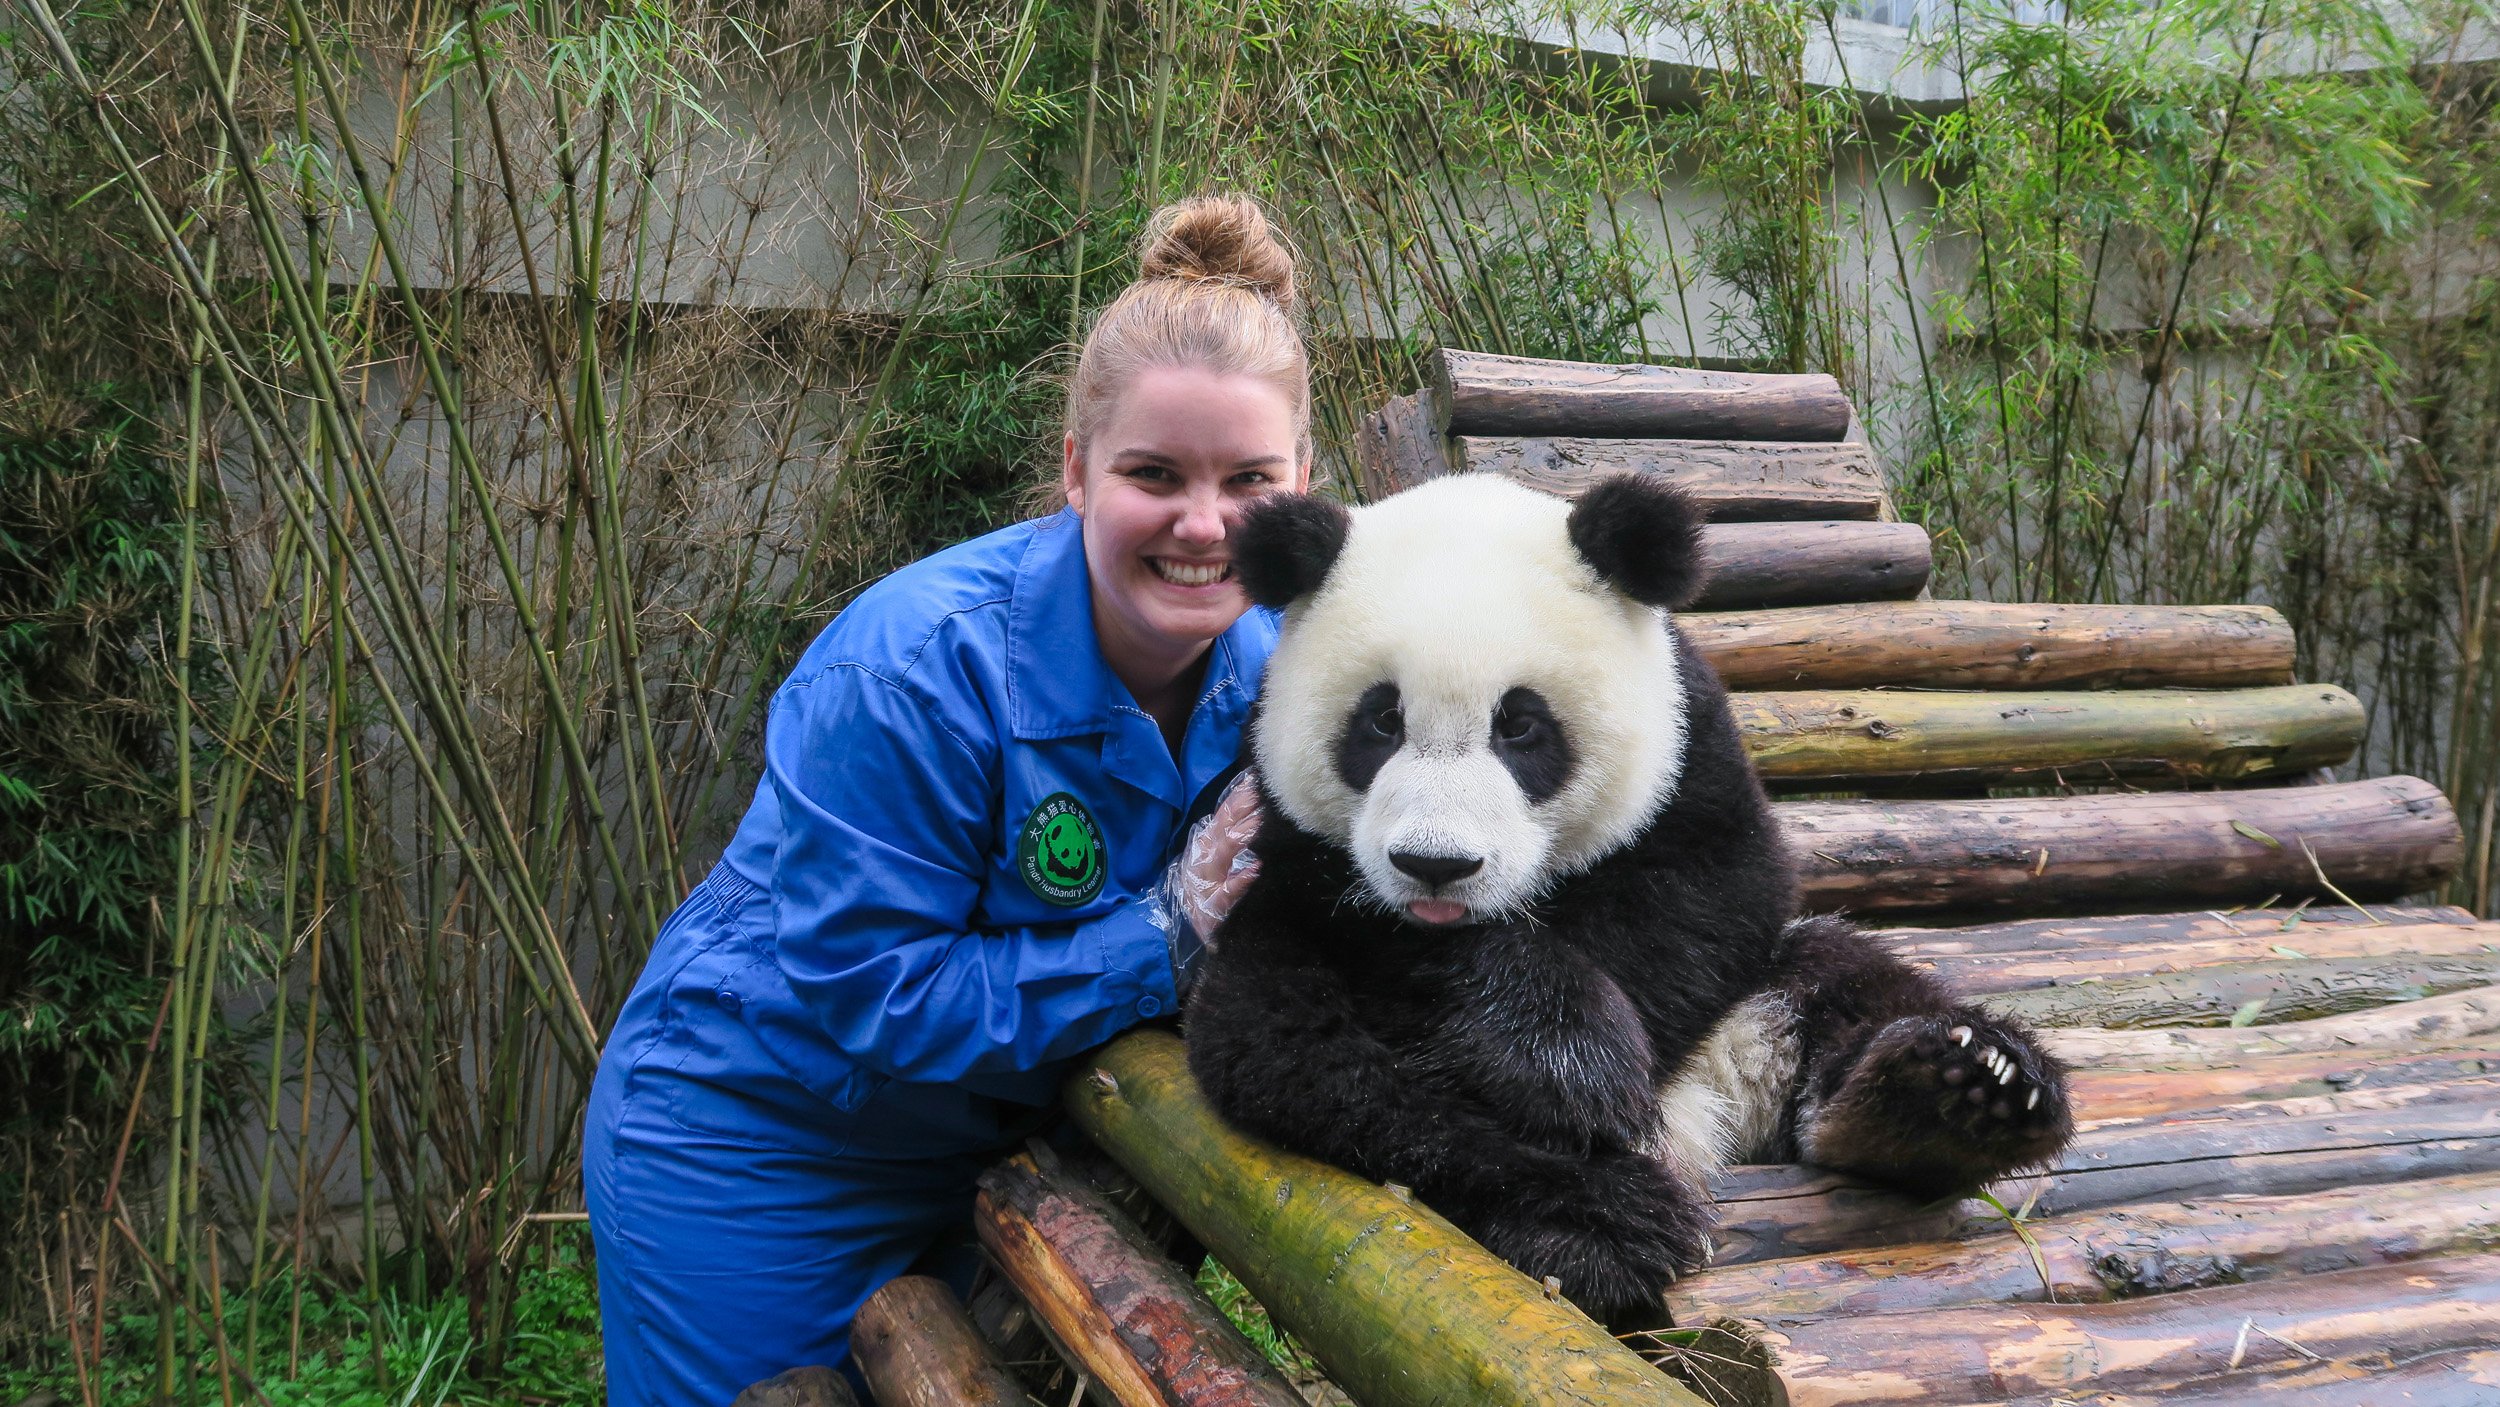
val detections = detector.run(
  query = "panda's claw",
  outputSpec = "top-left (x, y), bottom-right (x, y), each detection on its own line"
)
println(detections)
top-left (1950, 1025), bottom-right (1972, 1047)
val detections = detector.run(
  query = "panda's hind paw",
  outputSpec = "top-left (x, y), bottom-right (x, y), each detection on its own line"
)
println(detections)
top-left (1806, 1013), bottom-right (2075, 1195)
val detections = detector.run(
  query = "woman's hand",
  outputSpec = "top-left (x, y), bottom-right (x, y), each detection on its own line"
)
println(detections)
top-left (1170, 772), bottom-right (1264, 949)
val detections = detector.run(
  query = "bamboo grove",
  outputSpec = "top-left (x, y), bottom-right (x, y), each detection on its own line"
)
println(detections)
top-left (0, 0), bottom-right (2494, 1394)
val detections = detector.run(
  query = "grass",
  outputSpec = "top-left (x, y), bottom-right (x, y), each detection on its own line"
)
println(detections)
top-left (6, 1236), bottom-right (603, 1407)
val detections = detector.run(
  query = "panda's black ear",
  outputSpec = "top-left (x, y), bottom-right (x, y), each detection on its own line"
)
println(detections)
top-left (1234, 493), bottom-right (1351, 609)
top-left (1567, 474), bottom-right (1709, 609)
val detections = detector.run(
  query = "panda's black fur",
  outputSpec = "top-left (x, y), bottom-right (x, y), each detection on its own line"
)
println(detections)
top-left (1184, 475), bottom-right (2074, 1328)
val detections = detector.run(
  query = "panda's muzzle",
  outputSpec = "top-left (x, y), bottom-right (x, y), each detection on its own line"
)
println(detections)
top-left (1390, 851), bottom-right (1483, 887)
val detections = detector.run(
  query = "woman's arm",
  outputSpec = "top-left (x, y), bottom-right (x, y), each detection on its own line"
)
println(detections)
top-left (764, 661), bottom-right (1178, 1088)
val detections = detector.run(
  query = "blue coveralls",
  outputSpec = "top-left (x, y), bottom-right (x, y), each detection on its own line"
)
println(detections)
top-left (584, 508), bottom-right (1277, 1406)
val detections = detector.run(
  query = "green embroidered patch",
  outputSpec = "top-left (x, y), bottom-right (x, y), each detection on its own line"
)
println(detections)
top-left (1017, 792), bottom-right (1107, 906)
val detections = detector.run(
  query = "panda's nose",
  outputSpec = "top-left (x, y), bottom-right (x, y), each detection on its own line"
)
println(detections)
top-left (1390, 851), bottom-right (1483, 887)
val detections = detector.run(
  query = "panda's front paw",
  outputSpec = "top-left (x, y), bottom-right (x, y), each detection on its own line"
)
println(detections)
top-left (1478, 1152), bottom-right (1713, 1328)
top-left (1803, 1012), bottom-right (2074, 1198)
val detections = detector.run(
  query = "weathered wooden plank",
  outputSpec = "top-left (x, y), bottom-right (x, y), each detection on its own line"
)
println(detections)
top-left (1351, 392), bottom-right (1449, 498)
top-left (1682, 601), bottom-right (2297, 691)
top-left (1874, 905), bottom-right (2477, 958)
top-left (1669, 1168), bottom-right (2500, 1326)
top-left (1694, 521), bottom-right (1931, 610)
top-left (1739, 1250), bottom-right (2500, 1405)
top-left (1428, 349), bottom-right (1854, 442)
top-left (2062, 1043), bottom-right (2500, 1120)
top-left (2046, 984), bottom-right (2500, 1068)
top-left (2091, 1346), bottom-right (2500, 1405)
top-left (1449, 436), bottom-right (1885, 519)
top-left (972, 1148), bottom-right (1309, 1407)
top-left (1708, 1078), bottom-right (2500, 1265)
top-left (1981, 956), bottom-right (2500, 1029)
top-left (1733, 685), bottom-right (2361, 788)
top-left (1064, 1032), bottom-right (1707, 1407)
top-left (1910, 920), bottom-right (2500, 995)
top-left (852, 1277), bottom-right (1036, 1407)
top-left (1785, 776), bottom-right (2463, 916)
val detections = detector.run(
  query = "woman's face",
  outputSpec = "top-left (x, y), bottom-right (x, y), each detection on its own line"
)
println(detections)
top-left (1063, 364), bottom-right (1311, 678)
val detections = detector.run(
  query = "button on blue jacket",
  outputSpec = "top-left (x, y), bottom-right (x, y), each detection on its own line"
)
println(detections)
top-left (586, 507), bottom-right (1278, 1407)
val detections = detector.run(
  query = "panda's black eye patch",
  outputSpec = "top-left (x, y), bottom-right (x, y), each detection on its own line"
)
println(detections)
top-left (1491, 686), bottom-right (1573, 804)
top-left (1336, 681), bottom-right (1404, 792)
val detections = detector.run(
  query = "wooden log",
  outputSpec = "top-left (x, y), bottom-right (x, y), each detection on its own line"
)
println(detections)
top-left (1979, 955), bottom-right (2500, 1029)
top-left (733, 1367), bottom-right (859, 1407)
top-left (852, 1277), bottom-right (1037, 1407)
top-left (1681, 601), bottom-right (2298, 691)
top-left (1739, 1250), bottom-right (2500, 1405)
top-left (1708, 1078), bottom-right (2500, 1265)
top-left (972, 1148), bottom-right (1308, 1407)
top-left (1692, 521), bottom-right (1931, 610)
top-left (1448, 437), bottom-right (1886, 519)
top-left (1351, 392), bottom-right (1449, 498)
top-left (1064, 1031), bottom-right (1706, 1407)
top-left (2064, 1044), bottom-right (2500, 1120)
top-left (2110, 1346), bottom-right (2500, 1405)
top-left (1785, 776), bottom-right (2464, 916)
top-left (1670, 1168), bottom-right (2500, 1327)
top-left (1875, 905), bottom-right (2477, 958)
top-left (1914, 920), bottom-right (2500, 995)
top-left (1427, 349), bottom-right (1854, 442)
top-left (1733, 685), bottom-right (2361, 789)
top-left (2046, 984), bottom-right (2500, 1068)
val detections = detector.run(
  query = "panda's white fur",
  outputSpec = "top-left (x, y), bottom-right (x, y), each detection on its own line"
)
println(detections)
top-left (1252, 476), bottom-right (1690, 923)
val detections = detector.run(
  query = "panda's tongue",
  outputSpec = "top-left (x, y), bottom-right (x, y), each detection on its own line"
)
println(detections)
top-left (1406, 899), bottom-right (1468, 926)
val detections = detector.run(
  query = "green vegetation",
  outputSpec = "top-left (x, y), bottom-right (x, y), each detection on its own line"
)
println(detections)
top-left (0, 0), bottom-right (2492, 1396)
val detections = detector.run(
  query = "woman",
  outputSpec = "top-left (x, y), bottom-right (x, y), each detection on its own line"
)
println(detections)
top-left (583, 195), bottom-right (1312, 1406)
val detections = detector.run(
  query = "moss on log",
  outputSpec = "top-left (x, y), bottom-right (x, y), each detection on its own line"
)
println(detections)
top-left (1064, 1031), bottom-right (1705, 1407)
top-left (852, 1277), bottom-right (1036, 1407)
top-left (1427, 350), bottom-right (1854, 442)
top-left (1733, 685), bottom-right (2360, 788)
top-left (1448, 437), bottom-right (1885, 519)
top-left (973, 1148), bottom-right (1308, 1407)
top-left (1785, 776), bottom-right (2463, 916)
top-left (1670, 1168), bottom-right (2500, 1326)
top-left (1681, 601), bottom-right (2297, 691)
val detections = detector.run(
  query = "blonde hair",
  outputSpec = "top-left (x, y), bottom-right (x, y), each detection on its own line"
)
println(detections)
top-left (1064, 195), bottom-right (1311, 464)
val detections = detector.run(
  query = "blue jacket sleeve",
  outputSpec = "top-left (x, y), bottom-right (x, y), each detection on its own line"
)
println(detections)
top-left (763, 660), bottom-right (1182, 1087)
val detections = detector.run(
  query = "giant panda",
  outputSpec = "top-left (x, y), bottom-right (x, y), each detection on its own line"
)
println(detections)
top-left (1183, 472), bottom-right (2075, 1328)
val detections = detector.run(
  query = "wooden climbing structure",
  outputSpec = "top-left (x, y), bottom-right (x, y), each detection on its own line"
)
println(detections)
top-left (824, 350), bottom-right (2500, 1407)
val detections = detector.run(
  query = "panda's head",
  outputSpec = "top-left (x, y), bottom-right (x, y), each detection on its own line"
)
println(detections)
top-left (1237, 473), bottom-right (1706, 928)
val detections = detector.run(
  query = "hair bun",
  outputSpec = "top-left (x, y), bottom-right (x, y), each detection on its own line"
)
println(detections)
top-left (1138, 195), bottom-right (1298, 312)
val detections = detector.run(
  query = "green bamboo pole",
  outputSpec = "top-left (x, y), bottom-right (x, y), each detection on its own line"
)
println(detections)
top-left (1066, 1031), bottom-right (1708, 1407)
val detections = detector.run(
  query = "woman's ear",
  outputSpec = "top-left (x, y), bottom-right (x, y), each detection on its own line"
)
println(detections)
top-left (1567, 474), bottom-right (1709, 609)
top-left (1062, 432), bottom-right (1087, 515)
top-left (1235, 493), bottom-right (1350, 609)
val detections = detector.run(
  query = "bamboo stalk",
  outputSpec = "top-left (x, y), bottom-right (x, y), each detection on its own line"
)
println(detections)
top-left (1065, 1032), bottom-right (1706, 1407)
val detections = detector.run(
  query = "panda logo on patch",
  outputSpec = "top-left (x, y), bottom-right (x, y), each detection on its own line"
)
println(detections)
top-left (1018, 792), bottom-right (1106, 906)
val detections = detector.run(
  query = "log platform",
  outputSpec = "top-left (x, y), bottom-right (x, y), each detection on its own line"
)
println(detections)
top-left (799, 351), bottom-right (2496, 1407)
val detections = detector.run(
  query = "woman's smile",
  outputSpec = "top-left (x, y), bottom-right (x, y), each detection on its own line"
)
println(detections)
top-left (1149, 556), bottom-right (1234, 588)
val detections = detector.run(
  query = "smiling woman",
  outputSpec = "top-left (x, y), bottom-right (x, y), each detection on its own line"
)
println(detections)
top-left (583, 195), bottom-right (1314, 1407)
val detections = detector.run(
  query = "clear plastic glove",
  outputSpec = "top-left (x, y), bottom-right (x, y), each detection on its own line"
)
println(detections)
top-left (1163, 771), bottom-right (1264, 956)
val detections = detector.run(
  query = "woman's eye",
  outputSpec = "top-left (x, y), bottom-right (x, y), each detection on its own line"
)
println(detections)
top-left (1230, 469), bottom-right (1275, 487)
top-left (1125, 464), bottom-right (1176, 483)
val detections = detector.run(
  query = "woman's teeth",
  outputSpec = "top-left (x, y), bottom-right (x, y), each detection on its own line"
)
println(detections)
top-left (1152, 558), bottom-right (1232, 587)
